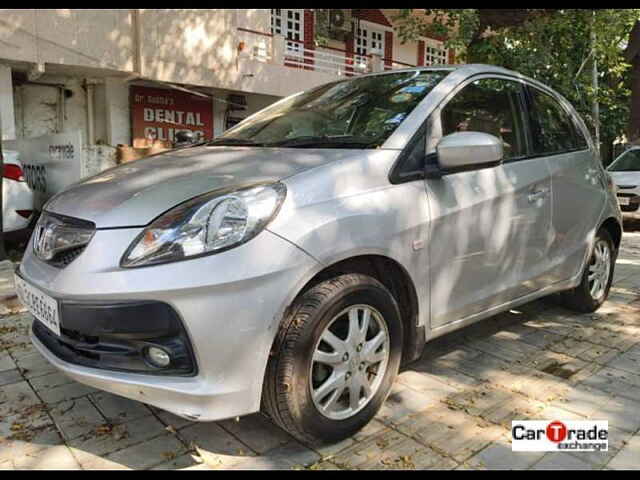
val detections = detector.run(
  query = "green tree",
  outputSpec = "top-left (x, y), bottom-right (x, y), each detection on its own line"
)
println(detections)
top-left (393, 9), bottom-right (640, 164)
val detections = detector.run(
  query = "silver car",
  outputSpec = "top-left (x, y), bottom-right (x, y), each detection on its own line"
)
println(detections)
top-left (16, 64), bottom-right (622, 445)
top-left (607, 146), bottom-right (640, 217)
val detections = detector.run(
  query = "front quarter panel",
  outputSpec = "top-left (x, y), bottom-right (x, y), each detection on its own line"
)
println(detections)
top-left (268, 149), bottom-right (430, 330)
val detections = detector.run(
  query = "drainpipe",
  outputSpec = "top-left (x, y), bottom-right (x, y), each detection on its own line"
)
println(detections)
top-left (56, 86), bottom-right (64, 133)
top-left (132, 9), bottom-right (142, 76)
top-left (85, 80), bottom-right (95, 145)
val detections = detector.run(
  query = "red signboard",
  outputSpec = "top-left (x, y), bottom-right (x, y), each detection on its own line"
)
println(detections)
top-left (130, 85), bottom-right (213, 148)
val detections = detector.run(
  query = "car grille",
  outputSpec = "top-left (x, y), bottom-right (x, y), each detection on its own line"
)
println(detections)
top-left (616, 185), bottom-right (637, 190)
top-left (33, 212), bottom-right (95, 269)
top-left (48, 245), bottom-right (87, 268)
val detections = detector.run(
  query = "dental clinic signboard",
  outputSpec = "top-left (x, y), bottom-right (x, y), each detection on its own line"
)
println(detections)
top-left (130, 85), bottom-right (214, 148)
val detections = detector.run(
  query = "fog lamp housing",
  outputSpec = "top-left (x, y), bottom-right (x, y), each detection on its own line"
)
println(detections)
top-left (146, 346), bottom-right (172, 368)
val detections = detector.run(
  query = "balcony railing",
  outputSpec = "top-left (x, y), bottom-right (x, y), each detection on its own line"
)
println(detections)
top-left (283, 40), bottom-right (369, 77)
top-left (384, 60), bottom-right (419, 71)
top-left (238, 30), bottom-right (416, 77)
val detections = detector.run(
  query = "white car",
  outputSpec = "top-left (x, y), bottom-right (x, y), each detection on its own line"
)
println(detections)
top-left (2, 149), bottom-right (35, 237)
top-left (607, 146), bottom-right (640, 217)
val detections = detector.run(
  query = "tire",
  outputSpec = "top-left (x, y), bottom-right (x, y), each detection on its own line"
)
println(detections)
top-left (558, 228), bottom-right (616, 313)
top-left (262, 273), bottom-right (403, 445)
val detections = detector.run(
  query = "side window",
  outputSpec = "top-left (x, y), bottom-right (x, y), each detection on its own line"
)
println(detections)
top-left (440, 78), bottom-right (528, 161)
top-left (402, 127), bottom-right (427, 173)
top-left (528, 87), bottom-right (582, 155)
top-left (572, 119), bottom-right (589, 150)
top-left (609, 149), bottom-right (640, 172)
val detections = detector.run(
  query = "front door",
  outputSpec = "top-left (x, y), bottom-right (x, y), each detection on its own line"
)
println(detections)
top-left (426, 76), bottom-right (553, 328)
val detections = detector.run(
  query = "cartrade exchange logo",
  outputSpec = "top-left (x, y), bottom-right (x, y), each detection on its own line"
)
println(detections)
top-left (512, 420), bottom-right (608, 452)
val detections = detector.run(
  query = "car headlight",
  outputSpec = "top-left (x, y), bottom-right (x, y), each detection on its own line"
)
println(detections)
top-left (121, 183), bottom-right (286, 268)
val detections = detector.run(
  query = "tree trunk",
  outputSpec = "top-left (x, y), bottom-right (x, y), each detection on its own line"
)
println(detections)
top-left (629, 56), bottom-right (640, 143)
top-left (600, 135), bottom-right (614, 167)
top-left (625, 20), bottom-right (640, 143)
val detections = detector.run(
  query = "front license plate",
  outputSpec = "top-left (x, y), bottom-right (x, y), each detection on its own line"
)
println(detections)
top-left (14, 274), bottom-right (60, 336)
top-left (619, 197), bottom-right (630, 206)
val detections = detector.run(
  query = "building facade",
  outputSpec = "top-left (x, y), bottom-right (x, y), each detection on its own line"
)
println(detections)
top-left (0, 9), bottom-right (455, 175)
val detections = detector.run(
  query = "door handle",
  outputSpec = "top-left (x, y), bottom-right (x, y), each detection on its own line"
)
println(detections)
top-left (528, 188), bottom-right (549, 203)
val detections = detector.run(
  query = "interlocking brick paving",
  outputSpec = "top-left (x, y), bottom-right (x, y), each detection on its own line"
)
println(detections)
top-left (1, 229), bottom-right (640, 469)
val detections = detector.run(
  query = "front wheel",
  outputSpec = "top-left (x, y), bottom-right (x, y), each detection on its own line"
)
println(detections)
top-left (262, 274), bottom-right (403, 445)
top-left (558, 228), bottom-right (616, 313)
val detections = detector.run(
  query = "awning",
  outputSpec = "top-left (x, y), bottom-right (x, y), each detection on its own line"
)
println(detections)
top-left (126, 75), bottom-right (248, 108)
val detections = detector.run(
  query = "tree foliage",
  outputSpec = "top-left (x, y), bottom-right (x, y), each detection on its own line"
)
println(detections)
top-left (393, 9), bottom-right (640, 163)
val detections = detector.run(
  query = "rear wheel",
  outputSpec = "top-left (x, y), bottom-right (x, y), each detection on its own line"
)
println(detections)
top-left (262, 273), bottom-right (403, 445)
top-left (557, 228), bottom-right (616, 313)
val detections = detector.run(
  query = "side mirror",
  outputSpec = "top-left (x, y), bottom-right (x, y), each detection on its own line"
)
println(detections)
top-left (436, 131), bottom-right (503, 172)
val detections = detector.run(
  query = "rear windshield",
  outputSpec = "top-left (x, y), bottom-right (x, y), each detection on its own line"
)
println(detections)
top-left (608, 149), bottom-right (640, 172)
top-left (211, 70), bottom-right (449, 149)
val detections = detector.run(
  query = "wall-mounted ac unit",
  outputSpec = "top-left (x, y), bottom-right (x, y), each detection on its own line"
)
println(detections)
top-left (316, 9), bottom-right (353, 42)
top-left (330, 9), bottom-right (352, 32)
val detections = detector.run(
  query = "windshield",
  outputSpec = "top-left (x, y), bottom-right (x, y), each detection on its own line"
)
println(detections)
top-left (608, 149), bottom-right (640, 172)
top-left (211, 70), bottom-right (449, 149)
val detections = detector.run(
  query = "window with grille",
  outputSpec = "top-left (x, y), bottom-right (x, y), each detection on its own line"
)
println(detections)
top-left (424, 40), bottom-right (448, 66)
top-left (271, 9), bottom-right (304, 56)
top-left (354, 23), bottom-right (385, 70)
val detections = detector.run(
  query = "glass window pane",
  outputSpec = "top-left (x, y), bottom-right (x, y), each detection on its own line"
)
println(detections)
top-left (218, 70), bottom-right (449, 148)
top-left (441, 78), bottom-right (527, 160)
top-left (528, 88), bottom-right (579, 155)
top-left (608, 149), bottom-right (640, 171)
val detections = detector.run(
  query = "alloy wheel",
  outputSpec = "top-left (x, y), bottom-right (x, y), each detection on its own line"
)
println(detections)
top-left (310, 304), bottom-right (390, 421)
top-left (588, 239), bottom-right (611, 302)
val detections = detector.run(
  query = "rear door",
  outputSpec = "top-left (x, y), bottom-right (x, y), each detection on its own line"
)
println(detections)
top-left (426, 76), bottom-right (553, 328)
top-left (524, 85), bottom-right (604, 283)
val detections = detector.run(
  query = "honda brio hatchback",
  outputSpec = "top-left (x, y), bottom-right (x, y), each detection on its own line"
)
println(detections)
top-left (607, 146), bottom-right (640, 217)
top-left (16, 64), bottom-right (622, 445)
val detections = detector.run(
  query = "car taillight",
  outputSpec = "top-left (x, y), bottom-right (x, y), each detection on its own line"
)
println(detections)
top-left (16, 210), bottom-right (33, 219)
top-left (3, 164), bottom-right (24, 182)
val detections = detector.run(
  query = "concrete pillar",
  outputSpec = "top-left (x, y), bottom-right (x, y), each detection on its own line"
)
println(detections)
top-left (271, 35), bottom-right (286, 66)
top-left (103, 77), bottom-right (131, 146)
top-left (0, 65), bottom-right (16, 140)
top-left (370, 54), bottom-right (384, 73)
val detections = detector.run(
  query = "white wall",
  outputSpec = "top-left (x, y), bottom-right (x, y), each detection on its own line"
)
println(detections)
top-left (0, 65), bottom-right (16, 140)
top-left (103, 77), bottom-right (131, 146)
top-left (393, 37), bottom-right (419, 66)
top-left (13, 75), bottom-right (87, 141)
top-left (0, 9), bottom-right (135, 72)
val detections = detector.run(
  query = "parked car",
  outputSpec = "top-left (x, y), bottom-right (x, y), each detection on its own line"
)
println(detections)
top-left (607, 146), bottom-right (640, 217)
top-left (16, 64), bottom-right (621, 445)
top-left (1, 148), bottom-right (35, 241)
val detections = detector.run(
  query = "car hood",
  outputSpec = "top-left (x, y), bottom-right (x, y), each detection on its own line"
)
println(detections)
top-left (608, 170), bottom-right (640, 187)
top-left (45, 146), bottom-right (355, 228)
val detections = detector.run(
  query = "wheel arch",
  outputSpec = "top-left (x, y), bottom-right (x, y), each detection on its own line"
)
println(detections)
top-left (291, 254), bottom-right (423, 365)
top-left (600, 216), bottom-right (623, 252)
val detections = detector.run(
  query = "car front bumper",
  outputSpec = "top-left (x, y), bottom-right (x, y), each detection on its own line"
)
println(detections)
top-left (21, 227), bottom-right (319, 421)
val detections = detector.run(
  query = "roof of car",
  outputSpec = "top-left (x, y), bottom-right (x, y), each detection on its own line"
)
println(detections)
top-left (361, 63), bottom-right (518, 77)
top-left (360, 63), bottom-right (556, 96)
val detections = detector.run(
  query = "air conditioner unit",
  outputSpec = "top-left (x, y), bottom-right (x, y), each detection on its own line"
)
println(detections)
top-left (315, 9), bottom-right (352, 42)
top-left (329, 9), bottom-right (352, 33)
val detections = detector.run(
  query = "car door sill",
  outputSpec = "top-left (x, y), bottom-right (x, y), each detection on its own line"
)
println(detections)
top-left (427, 273), bottom-right (581, 343)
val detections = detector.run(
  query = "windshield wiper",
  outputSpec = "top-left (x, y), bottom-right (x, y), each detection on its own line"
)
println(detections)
top-left (269, 135), bottom-right (377, 148)
top-left (207, 138), bottom-right (267, 147)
